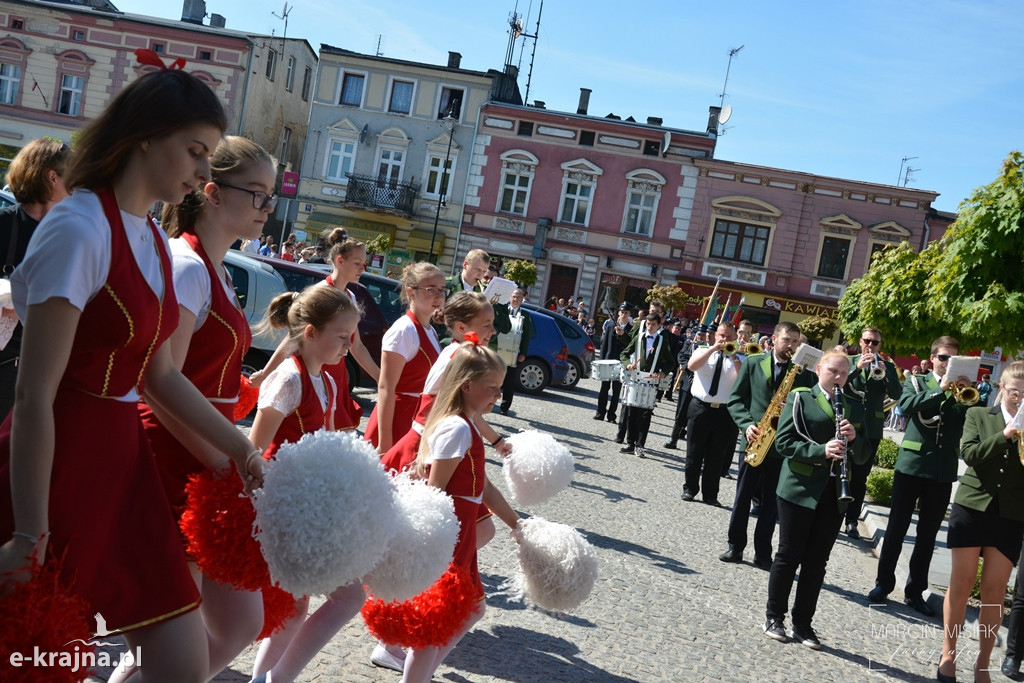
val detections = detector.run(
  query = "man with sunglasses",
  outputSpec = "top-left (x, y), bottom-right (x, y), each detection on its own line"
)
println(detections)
top-left (868, 336), bottom-right (972, 616)
top-left (843, 328), bottom-right (902, 540)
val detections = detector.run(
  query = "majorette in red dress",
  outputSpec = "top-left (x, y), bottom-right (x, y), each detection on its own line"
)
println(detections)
top-left (262, 353), bottom-right (336, 460)
top-left (140, 230), bottom-right (252, 518)
top-left (321, 274), bottom-right (362, 430)
top-left (0, 188), bottom-right (200, 634)
top-left (364, 310), bottom-right (439, 447)
top-left (438, 414), bottom-right (486, 598)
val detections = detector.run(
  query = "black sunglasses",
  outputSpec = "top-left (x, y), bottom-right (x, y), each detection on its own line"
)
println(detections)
top-left (861, 338), bottom-right (881, 346)
top-left (933, 354), bottom-right (951, 362)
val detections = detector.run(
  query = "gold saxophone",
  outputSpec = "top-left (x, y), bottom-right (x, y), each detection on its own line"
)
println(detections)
top-left (744, 353), bottom-right (801, 467)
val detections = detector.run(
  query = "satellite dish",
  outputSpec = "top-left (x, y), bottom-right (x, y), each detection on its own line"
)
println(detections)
top-left (660, 131), bottom-right (672, 156)
top-left (359, 124), bottom-right (369, 144)
top-left (718, 104), bottom-right (733, 125)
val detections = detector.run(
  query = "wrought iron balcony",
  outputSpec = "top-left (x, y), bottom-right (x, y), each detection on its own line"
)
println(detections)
top-left (343, 173), bottom-right (419, 216)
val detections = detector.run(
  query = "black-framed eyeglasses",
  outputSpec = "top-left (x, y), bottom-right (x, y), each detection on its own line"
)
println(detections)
top-left (217, 182), bottom-right (278, 211)
top-left (861, 338), bottom-right (881, 346)
top-left (412, 286), bottom-right (446, 298)
top-left (933, 353), bottom-right (951, 362)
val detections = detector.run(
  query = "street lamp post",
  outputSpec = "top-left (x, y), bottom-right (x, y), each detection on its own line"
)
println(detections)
top-left (428, 107), bottom-right (457, 262)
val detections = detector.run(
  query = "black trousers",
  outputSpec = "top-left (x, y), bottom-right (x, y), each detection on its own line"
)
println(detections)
top-left (619, 405), bottom-right (653, 448)
top-left (668, 376), bottom-right (694, 443)
top-left (0, 356), bottom-right (16, 423)
top-left (500, 364), bottom-right (517, 412)
top-left (873, 471), bottom-right (952, 597)
top-left (766, 481), bottom-right (843, 626)
top-left (727, 456), bottom-right (783, 561)
top-left (596, 379), bottom-right (622, 420)
top-left (844, 437), bottom-right (879, 526)
top-left (683, 399), bottom-right (735, 502)
top-left (1006, 545), bottom-right (1024, 661)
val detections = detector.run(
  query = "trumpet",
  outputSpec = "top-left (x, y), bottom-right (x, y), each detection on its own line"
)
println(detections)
top-left (744, 342), bottom-right (763, 356)
top-left (722, 341), bottom-right (739, 356)
top-left (951, 383), bottom-right (980, 406)
top-left (869, 353), bottom-right (886, 381)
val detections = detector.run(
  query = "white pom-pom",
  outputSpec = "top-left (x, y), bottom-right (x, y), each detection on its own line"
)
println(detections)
top-left (253, 431), bottom-right (400, 596)
top-left (513, 517), bottom-right (597, 612)
top-left (363, 475), bottom-right (460, 602)
top-left (503, 431), bottom-right (574, 505)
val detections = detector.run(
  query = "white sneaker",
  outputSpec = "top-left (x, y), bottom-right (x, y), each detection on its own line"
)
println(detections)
top-left (371, 643), bottom-right (406, 672)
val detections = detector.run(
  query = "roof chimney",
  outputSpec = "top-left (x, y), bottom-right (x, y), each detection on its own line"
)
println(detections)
top-left (707, 106), bottom-right (722, 135)
top-left (209, 13), bottom-right (226, 27)
top-left (647, 116), bottom-right (663, 126)
top-left (181, 0), bottom-right (206, 24)
top-left (447, 51), bottom-right (462, 69)
top-left (533, 100), bottom-right (545, 109)
top-left (577, 87), bottom-right (591, 116)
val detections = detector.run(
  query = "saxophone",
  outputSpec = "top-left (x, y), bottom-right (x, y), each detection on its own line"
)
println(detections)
top-left (744, 353), bottom-right (801, 467)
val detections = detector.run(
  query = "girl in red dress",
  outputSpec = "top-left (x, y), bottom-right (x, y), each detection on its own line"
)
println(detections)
top-left (402, 344), bottom-right (521, 683)
top-left (365, 262), bottom-right (444, 453)
top-left (0, 64), bottom-right (263, 681)
top-left (247, 285), bottom-right (365, 683)
top-left (125, 137), bottom-right (276, 682)
top-left (250, 227), bottom-right (378, 432)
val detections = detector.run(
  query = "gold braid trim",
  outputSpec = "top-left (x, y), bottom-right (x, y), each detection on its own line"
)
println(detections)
top-left (208, 309), bottom-right (240, 396)
top-left (101, 284), bottom-right (135, 397)
top-left (137, 294), bottom-right (162, 390)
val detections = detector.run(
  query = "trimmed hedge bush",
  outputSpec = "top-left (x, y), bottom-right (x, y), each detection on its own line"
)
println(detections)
top-left (866, 468), bottom-right (894, 506)
top-left (875, 438), bottom-right (899, 469)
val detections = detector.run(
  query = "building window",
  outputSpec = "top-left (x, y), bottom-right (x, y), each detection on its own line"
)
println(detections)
top-left (301, 66), bottom-right (312, 101)
top-left (517, 121), bottom-right (533, 136)
top-left (324, 138), bottom-right (356, 183)
top-left (437, 86), bottom-right (463, 119)
top-left (72, 30), bottom-right (86, 41)
top-left (579, 130), bottom-right (595, 146)
top-left (560, 181), bottom-right (593, 225)
top-left (710, 219), bottom-right (770, 266)
top-left (10, 19), bottom-right (24, 30)
top-left (280, 126), bottom-right (292, 164)
top-left (339, 73), bottom-right (363, 106)
top-left (425, 154), bottom-right (454, 197)
top-left (623, 191), bottom-right (656, 235)
top-left (377, 148), bottom-right (405, 186)
top-left (0, 63), bottom-right (20, 106)
top-left (265, 49), bottom-right (276, 80)
top-left (57, 74), bottom-right (83, 116)
top-left (152, 42), bottom-right (165, 54)
top-left (500, 171), bottom-right (531, 215)
top-left (198, 50), bottom-right (212, 61)
top-left (388, 79), bottom-right (414, 114)
top-left (285, 55), bottom-right (295, 91)
top-left (817, 236), bottom-right (851, 279)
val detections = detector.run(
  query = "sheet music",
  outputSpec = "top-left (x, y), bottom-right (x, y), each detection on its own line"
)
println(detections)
top-left (944, 356), bottom-right (981, 383)
top-left (791, 343), bottom-right (823, 369)
top-left (481, 277), bottom-right (517, 306)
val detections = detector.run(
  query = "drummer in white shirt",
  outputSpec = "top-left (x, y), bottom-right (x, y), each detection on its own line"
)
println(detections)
top-left (682, 322), bottom-right (742, 506)
top-left (617, 312), bottom-right (675, 457)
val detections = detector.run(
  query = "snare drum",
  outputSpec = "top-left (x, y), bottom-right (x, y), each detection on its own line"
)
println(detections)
top-left (591, 360), bottom-right (622, 381)
top-left (623, 381), bottom-right (658, 409)
top-left (620, 367), bottom-right (638, 385)
top-left (658, 372), bottom-right (674, 391)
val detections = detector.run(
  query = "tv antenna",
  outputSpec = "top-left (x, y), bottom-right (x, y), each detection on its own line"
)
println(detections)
top-left (271, 2), bottom-right (291, 46)
top-left (375, 35), bottom-right (384, 57)
top-left (718, 45), bottom-right (744, 109)
top-left (897, 156), bottom-right (918, 186)
top-left (504, 1), bottom-right (544, 105)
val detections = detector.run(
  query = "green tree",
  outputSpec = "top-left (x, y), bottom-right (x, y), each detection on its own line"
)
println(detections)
top-left (503, 259), bottom-right (538, 289)
top-left (838, 151), bottom-right (1024, 355)
top-left (797, 315), bottom-right (839, 342)
top-left (365, 233), bottom-right (392, 256)
top-left (646, 285), bottom-right (688, 315)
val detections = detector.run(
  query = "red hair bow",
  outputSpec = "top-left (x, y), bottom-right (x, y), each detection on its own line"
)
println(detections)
top-left (463, 331), bottom-right (481, 345)
top-left (135, 48), bottom-right (187, 71)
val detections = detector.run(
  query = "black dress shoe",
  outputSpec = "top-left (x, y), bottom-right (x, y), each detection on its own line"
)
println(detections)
top-left (681, 491), bottom-right (695, 501)
top-left (750, 505), bottom-right (761, 517)
top-left (704, 499), bottom-right (722, 507)
top-left (619, 444), bottom-right (635, 454)
top-left (607, 414), bottom-right (617, 423)
top-left (1001, 656), bottom-right (1022, 679)
top-left (867, 585), bottom-right (889, 604)
top-left (753, 556), bottom-right (772, 570)
top-left (905, 594), bottom-right (935, 617)
top-left (719, 549), bottom-right (742, 563)
top-left (663, 441), bottom-right (677, 449)
top-left (613, 437), bottom-right (624, 444)
top-left (845, 522), bottom-right (861, 540)
top-left (593, 413), bottom-right (605, 420)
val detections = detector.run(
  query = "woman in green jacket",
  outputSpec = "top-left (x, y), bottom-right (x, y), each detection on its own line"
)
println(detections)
top-left (939, 360), bottom-right (1024, 683)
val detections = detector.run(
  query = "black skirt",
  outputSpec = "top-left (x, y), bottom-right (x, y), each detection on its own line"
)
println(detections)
top-left (947, 502), bottom-right (1024, 564)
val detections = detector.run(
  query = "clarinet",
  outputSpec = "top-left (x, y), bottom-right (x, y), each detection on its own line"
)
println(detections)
top-left (832, 383), bottom-right (854, 503)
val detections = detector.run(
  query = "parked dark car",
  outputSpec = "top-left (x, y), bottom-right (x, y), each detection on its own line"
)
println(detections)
top-left (523, 303), bottom-right (596, 388)
top-left (514, 311), bottom-right (570, 394)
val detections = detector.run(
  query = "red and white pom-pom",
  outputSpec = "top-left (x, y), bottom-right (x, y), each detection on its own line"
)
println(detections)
top-left (362, 563), bottom-right (478, 649)
top-left (257, 583), bottom-right (301, 641)
top-left (234, 374), bottom-right (259, 422)
top-left (503, 431), bottom-right (574, 505)
top-left (511, 517), bottom-right (597, 612)
top-left (0, 550), bottom-right (94, 683)
top-left (180, 469), bottom-right (268, 590)
top-left (252, 430), bottom-right (400, 596)
top-left (363, 475), bottom-right (459, 602)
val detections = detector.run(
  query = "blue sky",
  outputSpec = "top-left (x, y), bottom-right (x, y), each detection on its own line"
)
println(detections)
top-left (116, 0), bottom-right (1023, 213)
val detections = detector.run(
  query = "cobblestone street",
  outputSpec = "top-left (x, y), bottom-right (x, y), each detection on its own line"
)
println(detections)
top-left (93, 378), bottom-right (956, 682)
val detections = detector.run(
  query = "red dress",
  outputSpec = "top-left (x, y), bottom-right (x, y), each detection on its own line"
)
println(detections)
top-left (444, 415), bottom-right (486, 598)
top-left (0, 188), bottom-right (200, 634)
top-left (263, 354), bottom-right (335, 460)
top-left (364, 310), bottom-right (439, 447)
top-left (321, 274), bottom-right (362, 431)
top-left (140, 230), bottom-right (252, 519)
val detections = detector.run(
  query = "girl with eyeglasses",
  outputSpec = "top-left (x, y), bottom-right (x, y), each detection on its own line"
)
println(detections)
top-left (365, 262), bottom-right (444, 454)
top-left (0, 61), bottom-right (263, 681)
top-left (940, 360), bottom-right (1024, 683)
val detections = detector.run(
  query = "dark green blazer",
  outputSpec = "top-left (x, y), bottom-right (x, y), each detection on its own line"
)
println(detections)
top-left (727, 352), bottom-right (816, 457)
top-left (620, 329), bottom-right (675, 374)
top-left (954, 406), bottom-right (1024, 521)
top-left (896, 373), bottom-right (968, 483)
top-left (846, 354), bottom-right (903, 439)
top-left (775, 385), bottom-right (868, 510)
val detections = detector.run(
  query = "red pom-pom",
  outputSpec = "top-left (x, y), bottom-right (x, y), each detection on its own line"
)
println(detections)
top-left (235, 374), bottom-right (259, 422)
top-left (361, 564), bottom-right (478, 649)
top-left (0, 550), bottom-right (94, 682)
top-left (180, 469), bottom-right (268, 590)
top-left (257, 583), bottom-right (301, 641)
